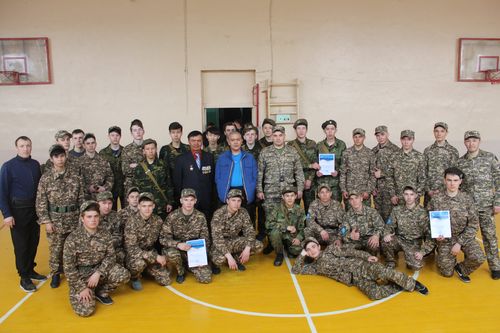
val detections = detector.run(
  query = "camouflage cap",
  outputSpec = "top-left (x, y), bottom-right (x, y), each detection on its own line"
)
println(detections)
top-left (322, 119), bottom-right (337, 129)
top-left (348, 190), bottom-right (361, 197)
top-left (352, 128), bottom-right (365, 136)
top-left (181, 188), bottom-right (197, 198)
top-left (282, 186), bottom-right (297, 195)
top-left (96, 191), bottom-right (113, 202)
top-left (108, 126), bottom-right (121, 135)
top-left (317, 184), bottom-right (331, 192)
top-left (374, 125), bottom-right (388, 134)
top-left (127, 186), bottom-right (140, 197)
top-left (400, 129), bottom-right (415, 139)
top-left (80, 200), bottom-right (99, 213)
top-left (139, 192), bottom-right (155, 202)
top-left (49, 144), bottom-right (66, 156)
top-left (464, 130), bottom-right (481, 140)
top-left (54, 130), bottom-right (71, 140)
top-left (242, 125), bottom-right (258, 135)
top-left (226, 188), bottom-right (243, 199)
top-left (142, 138), bottom-right (157, 148)
top-left (302, 237), bottom-right (319, 249)
top-left (434, 122), bottom-right (448, 130)
top-left (262, 118), bottom-right (276, 127)
top-left (293, 118), bottom-right (308, 129)
top-left (272, 125), bottom-right (286, 134)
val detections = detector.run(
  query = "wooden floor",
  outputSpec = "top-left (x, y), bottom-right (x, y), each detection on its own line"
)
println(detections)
top-left (0, 216), bottom-right (499, 333)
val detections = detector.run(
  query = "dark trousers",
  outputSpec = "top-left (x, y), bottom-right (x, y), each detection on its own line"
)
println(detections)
top-left (9, 203), bottom-right (40, 278)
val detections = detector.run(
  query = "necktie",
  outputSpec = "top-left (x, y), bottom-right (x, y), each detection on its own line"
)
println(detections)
top-left (195, 153), bottom-right (201, 169)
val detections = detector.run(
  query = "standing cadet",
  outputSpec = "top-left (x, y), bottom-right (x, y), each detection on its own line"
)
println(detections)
top-left (305, 184), bottom-right (345, 246)
top-left (456, 130), bottom-right (500, 279)
top-left (287, 119), bottom-right (318, 212)
top-left (292, 238), bottom-right (429, 300)
top-left (117, 187), bottom-right (140, 226)
top-left (160, 188), bottom-right (212, 284)
top-left (36, 144), bottom-right (84, 288)
top-left (339, 128), bottom-right (376, 207)
top-left (372, 125), bottom-right (400, 221)
top-left (423, 122), bottom-right (459, 206)
top-left (63, 201), bottom-right (130, 316)
top-left (122, 119), bottom-right (145, 194)
top-left (221, 122), bottom-right (237, 149)
top-left (133, 139), bottom-right (173, 220)
top-left (258, 118), bottom-right (275, 149)
top-left (266, 187), bottom-right (305, 266)
top-left (69, 129), bottom-right (85, 158)
top-left (0, 136), bottom-right (45, 292)
top-left (211, 189), bottom-right (263, 272)
top-left (96, 191), bottom-right (125, 265)
top-left (124, 192), bottom-right (170, 290)
top-left (80, 133), bottom-right (114, 200)
top-left (203, 126), bottom-right (225, 163)
top-left (99, 126), bottom-right (125, 211)
top-left (381, 186), bottom-right (434, 270)
top-left (41, 130), bottom-right (81, 174)
top-left (428, 167), bottom-right (486, 282)
top-left (315, 120), bottom-right (347, 203)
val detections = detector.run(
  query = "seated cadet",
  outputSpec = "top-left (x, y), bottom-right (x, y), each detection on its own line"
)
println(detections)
top-left (305, 184), bottom-right (345, 246)
top-left (211, 189), bottom-right (264, 272)
top-left (124, 192), bottom-right (170, 290)
top-left (266, 187), bottom-right (305, 266)
top-left (340, 192), bottom-right (384, 255)
top-left (381, 186), bottom-right (434, 270)
top-left (63, 201), bottom-right (130, 317)
top-left (160, 188), bottom-right (212, 284)
top-left (117, 187), bottom-right (140, 226)
top-left (96, 191), bottom-right (125, 265)
top-left (292, 238), bottom-right (429, 300)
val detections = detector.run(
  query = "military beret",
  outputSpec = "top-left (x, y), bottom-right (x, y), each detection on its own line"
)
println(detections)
top-left (400, 129), bottom-right (415, 139)
top-left (302, 237), bottom-right (319, 250)
top-left (293, 119), bottom-right (308, 129)
top-left (464, 130), bottom-right (481, 140)
top-left (49, 144), bottom-right (66, 157)
top-left (282, 186), bottom-right (297, 195)
top-left (434, 122), bottom-right (448, 130)
top-left (142, 138), bottom-right (157, 148)
top-left (352, 128), bottom-right (366, 136)
top-left (262, 118), bottom-right (276, 127)
top-left (272, 125), bottom-right (286, 134)
top-left (54, 130), bottom-right (71, 140)
top-left (321, 119), bottom-right (337, 129)
top-left (374, 125), bottom-right (388, 134)
top-left (226, 188), bottom-right (243, 199)
top-left (127, 186), bottom-right (140, 197)
top-left (181, 188), bottom-right (197, 198)
top-left (139, 192), bottom-right (155, 202)
top-left (108, 126), bottom-right (121, 135)
top-left (317, 184), bottom-right (331, 192)
top-left (96, 191), bottom-right (113, 202)
top-left (80, 200), bottom-right (99, 213)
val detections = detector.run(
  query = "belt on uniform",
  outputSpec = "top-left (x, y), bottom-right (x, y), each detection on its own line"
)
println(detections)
top-left (49, 204), bottom-right (78, 213)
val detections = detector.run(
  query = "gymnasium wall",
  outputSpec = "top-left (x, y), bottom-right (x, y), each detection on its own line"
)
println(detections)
top-left (1, 0), bottom-right (499, 163)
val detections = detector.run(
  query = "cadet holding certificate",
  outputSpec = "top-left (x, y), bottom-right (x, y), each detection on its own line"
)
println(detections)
top-left (429, 210), bottom-right (451, 238)
top-left (187, 239), bottom-right (208, 267)
top-left (319, 153), bottom-right (335, 175)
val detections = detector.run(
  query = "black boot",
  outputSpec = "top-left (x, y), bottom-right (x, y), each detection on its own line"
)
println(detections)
top-left (274, 253), bottom-right (284, 266)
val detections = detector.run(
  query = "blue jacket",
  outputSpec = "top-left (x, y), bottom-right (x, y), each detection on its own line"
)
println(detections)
top-left (215, 150), bottom-right (257, 204)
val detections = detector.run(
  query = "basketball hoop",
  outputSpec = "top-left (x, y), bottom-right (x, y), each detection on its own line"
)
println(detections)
top-left (0, 71), bottom-right (20, 85)
top-left (486, 70), bottom-right (500, 84)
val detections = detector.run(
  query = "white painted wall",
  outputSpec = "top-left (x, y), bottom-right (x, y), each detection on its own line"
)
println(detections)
top-left (1, 0), bottom-right (499, 163)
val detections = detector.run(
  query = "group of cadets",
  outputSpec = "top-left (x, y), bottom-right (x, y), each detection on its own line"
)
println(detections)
top-left (1, 116), bottom-right (499, 317)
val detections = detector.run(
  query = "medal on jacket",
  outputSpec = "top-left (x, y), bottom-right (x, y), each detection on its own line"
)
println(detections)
top-left (189, 165), bottom-right (194, 171)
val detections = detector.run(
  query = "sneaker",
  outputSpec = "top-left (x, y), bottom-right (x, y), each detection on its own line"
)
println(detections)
top-left (454, 264), bottom-right (471, 283)
top-left (274, 253), bottom-right (284, 266)
top-left (211, 266), bottom-right (221, 275)
top-left (176, 274), bottom-right (185, 284)
top-left (29, 271), bottom-right (47, 281)
top-left (263, 244), bottom-right (274, 255)
top-left (491, 270), bottom-right (500, 280)
top-left (50, 273), bottom-right (61, 288)
top-left (237, 263), bottom-right (246, 271)
top-left (130, 278), bottom-right (143, 291)
top-left (414, 280), bottom-right (429, 295)
top-left (20, 278), bottom-right (36, 292)
top-left (95, 294), bottom-right (113, 305)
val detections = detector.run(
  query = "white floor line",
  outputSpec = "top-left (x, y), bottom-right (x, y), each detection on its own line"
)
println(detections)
top-left (0, 279), bottom-right (48, 325)
top-left (284, 255), bottom-right (317, 333)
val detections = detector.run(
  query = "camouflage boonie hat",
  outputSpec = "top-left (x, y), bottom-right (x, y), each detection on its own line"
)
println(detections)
top-left (139, 192), bottom-right (155, 202)
top-left (226, 188), bottom-right (243, 199)
top-left (96, 191), bottom-right (113, 202)
top-left (80, 200), bottom-right (99, 213)
top-left (282, 186), bottom-right (297, 195)
top-left (374, 125), bottom-right (388, 134)
top-left (49, 144), bottom-right (66, 156)
top-left (142, 138), bottom-right (157, 148)
top-left (262, 118), bottom-right (276, 127)
top-left (434, 122), bottom-right (448, 130)
top-left (322, 119), bottom-right (337, 129)
top-left (54, 130), bottom-right (71, 140)
top-left (181, 188), bottom-right (197, 198)
top-left (400, 129), bottom-right (415, 139)
top-left (464, 130), bottom-right (481, 140)
top-left (293, 119), bottom-right (308, 129)
top-left (272, 125), bottom-right (286, 134)
top-left (352, 128), bottom-right (365, 136)
top-left (127, 186), bottom-right (140, 197)
top-left (302, 237), bottom-right (319, 249)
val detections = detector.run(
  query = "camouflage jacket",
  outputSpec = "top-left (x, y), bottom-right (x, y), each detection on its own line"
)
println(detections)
top-left (211, 206), bottom-right (256, 254)
top-left (36, 167), bottom-right (84, 233)
top-left (341, 205), bottom-right (385, 240)
top-left (100, 210), bottom-right (124, 250)
top-left (266, 203), bottom-right (306, 241)
top-left (63, 225), bottom-right (116, 292)
top-left (79, 153), bottom-right (114, 200)
top-left (42, 155), bottom-right (81, 175)
top-left (121, 142), bottom-right (144, 187)
top-left (428, 191), bottom-right (479, 246)
top-left (316, 138), bottom-right (347, 183)
top-left (242, 143), bottom-right (262, 162)
top-left (160, 208), bottom-right (210, 249)
top-left (287, 138), bottom-right (318, 182)
top-left (203, 144), bottom-right (226, 164)
top-left (117, 206), bottom-right (138, 226)
top-left (258, 137), bottom-right (273, 149)
top-left (339, 145), bottom-right (376, 194)
top-left (372, 141), bottom-right (400, 193)
top-left (307, 199), bottom-right (345, 234)
top-left (124, 213), bottom-right (164, 264)
top-left (456, 149), bottom-right (500, 208)
top-left (99, 145), bottom-right (125, 198)
top-left (423, 141), bottom-right (459, 192)
top-left (159, 142), bottom-right (190, 175)
top-left (390, 149), bottom-right (426, 198)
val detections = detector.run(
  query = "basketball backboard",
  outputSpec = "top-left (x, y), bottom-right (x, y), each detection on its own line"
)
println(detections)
top-left (457, 38), bottom-right (500, 82)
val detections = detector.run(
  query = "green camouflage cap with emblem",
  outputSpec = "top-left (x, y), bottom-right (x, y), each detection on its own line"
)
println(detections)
top-left (139, 192), bottom-right (155, 202)
top-left (262, 118), bottom-right (276, 127)
top-left (464, 130), bottom-right (481, 140)
top-left (352, 128), bottom-right (365, 136)
top-left (181, 188), bottom-right (197, 198)
top-left (80, 200), bottom-right (99, 213)
top-left (321, 119), bottom-right (337, 129)
top-left (96, 191), bottom-right (113, 202)
top-left (302, 237), bottom-right (319, 249)
top-left (127, 186), bottom-right (140, 197)
top-left (226, 188), bottom-right (243, 199)
top-left (434, 122), bottom-right (448, 130)
top-left (272, 125), bottom-right (286, 134)
top-left (142, 138), bottom-right (157, 148)
top-left (374, 125), bottom-right (388, 134)
top-left (282, 186), bottom-right (297, 195)
top-left (54, 130), bottom-right (71, 140)
top-left (293, 119), bottom-right (308, 129)
top-left (400, 129), bottom-right (415, 139)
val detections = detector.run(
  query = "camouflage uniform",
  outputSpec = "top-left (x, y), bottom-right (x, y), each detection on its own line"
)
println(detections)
top-left (287, 138), bottom-right (317, 211)
top-left (117, 205), bottom-right (138, 226)
top-left (457, 149), bottom-right (500, 272)
top-left (79, 154), bottom-right (114, 200)
top-left (99, 145), bottom-right (125, 209)
top-left (423, 141), bottom-right (459, 204)
top-left (42, 155), bottom-right (81, 175)
top-left (372, 140), bottom-right (400, 221)
top-left (160, 208), bottom-right (212, 283)
top-left (210, 206), bottom-right (264, 266)
top-left (63, 225), bottom-right (130, 317)
top-left (266, 203), bottom-right (305, 256)
top-left (258, 137), bottom-right (273, 149)
top-left (242, 143), bottom-right (265, 238)
top-left (36, 168), bottom-right (84, 274)
top-left (339, 145), bottom-right (376, 207)
top-left (124, 212), bottom-right (170, 285)
top-left (390, 148), bottom-right (426, 202)
top-left (159, 142), bottom-right (190, 207)
top-left (203, 145), bottom-right (226, 164)
top-left (381, 204), bottom-right (434, 270)
top-left (428, 191), bottom-right (486, 277)
top-left (292, 244), bottom-right (418, 300)
top-left (341, 205), bottom-right (385, 255)
top-left (100, 210), bottom-right (125, 265)
top-left (242, 143), bottom-right (262, 162)
top-left (305, 198), bottom-right (345, 245)
top-left (315, 139), bottom-right (347, 202)
top-left (121, 142), bottom-right (144, 193)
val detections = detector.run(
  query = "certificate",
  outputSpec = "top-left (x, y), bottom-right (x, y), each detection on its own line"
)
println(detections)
top-left (319, 153), bottom-right (335, 175)
top-left (429, 210), bottom-right (452, 238)
top-left (186, 239), bottom-right (208, 268)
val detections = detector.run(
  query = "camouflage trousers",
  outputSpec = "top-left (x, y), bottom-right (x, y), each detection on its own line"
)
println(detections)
top-left (115, 248), bottom-right (126, 266)
top-left (373, 184), bottom-right (393, 222)
top-left (126, 254), bottom-right (171, 286)
top-left (262, 196), bottom-right (281, 218)
top-left (478, 208), bottom-right (500, 271)
top-left (47, 231), bottom-right (71, 275)
top-left (436, 239), bottom-right (485, 277)
top-left (211, 238), bottom-right (264, 267)
top-left (347, 237), bottom-right (380, 256)
top-left (353, 261), bottom-right (416, 300)
top-left (268, 230), bottom-right (302, 256)
top-left (304, 227), bottom-right (339, 246)
top-left (69, 264), bottom-right (130, 317)
top-left (381, 237), bottom-right (424, 270)
top-left (164, 248), bottom-right (212, 284)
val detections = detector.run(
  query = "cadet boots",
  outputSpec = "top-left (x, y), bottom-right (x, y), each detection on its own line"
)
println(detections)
top-left (274, 253), bottom-right (284, 266)
top-left (130, 278), bottom-right (143, 291)
top-left (176, 274), bottom-right (185, 284)
top-left (237, 263), bottom-right (246, 271)
top-left (491, 270), bottom-right (500, 280)
top-left (50, 273), bottom-right (61, 288)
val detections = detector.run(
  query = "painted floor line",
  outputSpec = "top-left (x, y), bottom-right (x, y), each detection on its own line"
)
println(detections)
top-left (0, 279), bottom-right (48, 325)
